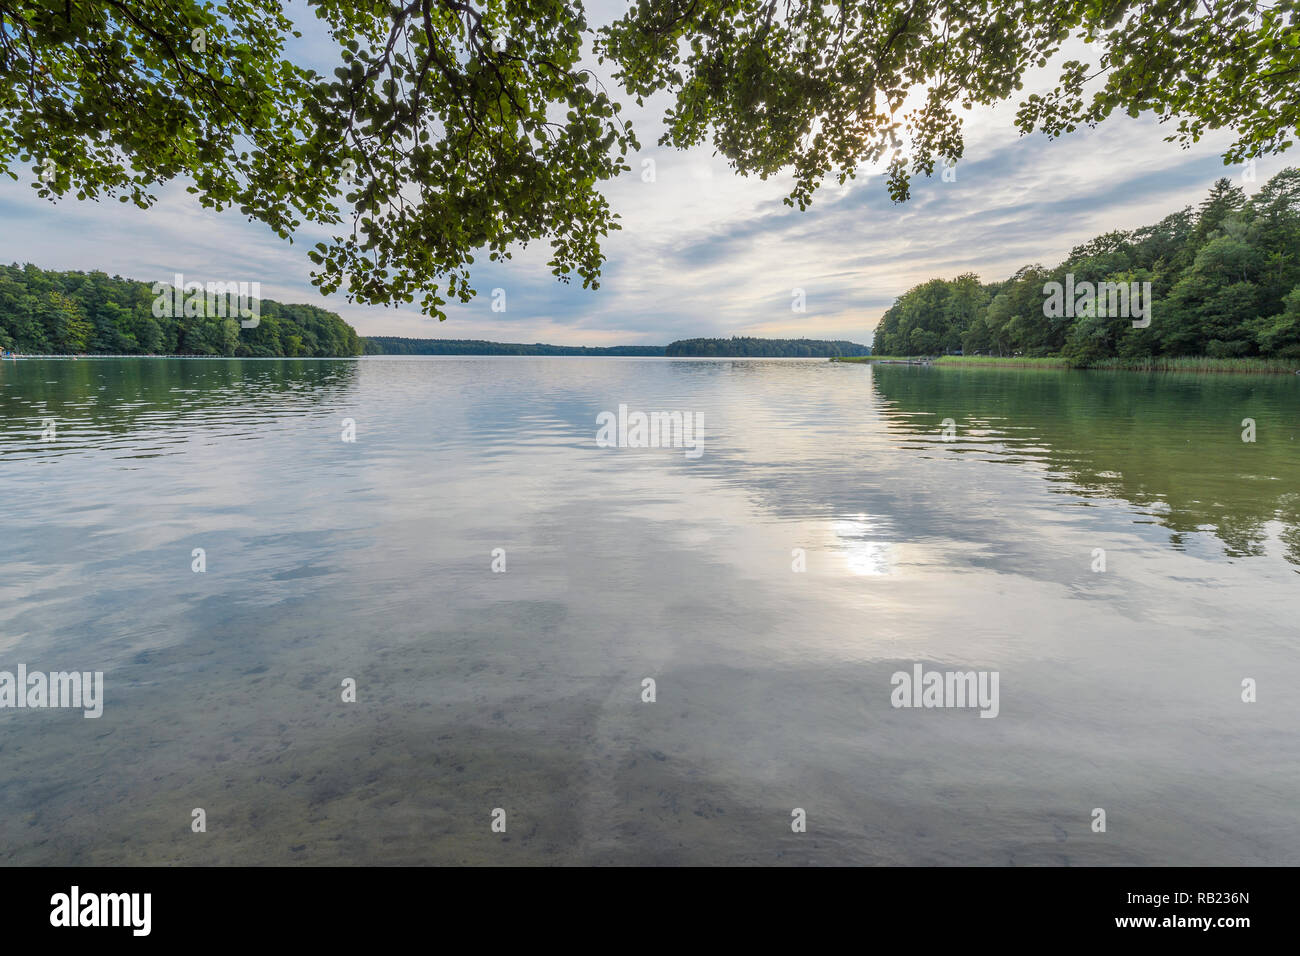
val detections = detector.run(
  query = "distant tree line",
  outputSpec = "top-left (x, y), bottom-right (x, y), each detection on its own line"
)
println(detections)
top-left (872, 169), bottom-right (1300, 364)
top-left (664, 337), bottom-right (871, 357)
top-left (0, 264), bottom-right (362, 357)
top-left (362, 337), bottom-right (665, 355)
top-left (364, 336), bottom-right (871, 357)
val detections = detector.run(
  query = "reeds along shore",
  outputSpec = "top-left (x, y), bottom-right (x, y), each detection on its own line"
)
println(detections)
top-left (832, 355), bottom-right (1300, 374)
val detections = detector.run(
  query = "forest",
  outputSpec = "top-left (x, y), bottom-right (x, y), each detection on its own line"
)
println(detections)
top-left (365, 337), bottom-right (872, 357)
top-left (664, 337), bottom-right (871, 357)
top-left (871, 170), bottom-right (1300, 365)
top-left (363, 337), bottom-right (664, 355)
top-left (0, 264), bottom-right (362, 357)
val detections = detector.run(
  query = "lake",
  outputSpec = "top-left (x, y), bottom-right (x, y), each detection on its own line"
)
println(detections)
top-left (1, 356), bottom-right (1297, 865)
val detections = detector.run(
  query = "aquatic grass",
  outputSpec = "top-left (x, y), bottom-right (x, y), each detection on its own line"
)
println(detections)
top-left (834, 355), bottom-right (1300, 374)
top-left (1087, 356), bottom-right (1299, 374)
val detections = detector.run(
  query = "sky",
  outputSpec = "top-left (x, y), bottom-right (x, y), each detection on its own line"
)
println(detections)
top-left (0, 2), bottom-right (1286, 348)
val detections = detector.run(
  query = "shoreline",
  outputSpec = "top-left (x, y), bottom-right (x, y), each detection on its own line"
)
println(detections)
top-left (7, 354), bottom-right (1297, 374)
top-left (832, 355), bottom-right (1300, 375)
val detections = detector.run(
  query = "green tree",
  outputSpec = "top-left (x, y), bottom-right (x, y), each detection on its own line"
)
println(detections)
top-left (4, 1), bottom-right (1298, 315)
top-left (0, 262), bottom-right (361, 355)
top-left (1, 0), bottom-right (633, 319)
top-left (1161, 235), bottom-right (1264, 355)
top-left (600, 1), bottom-right (1300, 206)
top-left (872, 169), bottom-right (1300, 364)
top-left (1195, 178), bottom-right (1248, 244)
top-left (39, 289), bottom-right (92, 352)
top-left (1061, 269), bottom-right (1152, 366)
top-left (1251, 286), bottom-right (1300, 359)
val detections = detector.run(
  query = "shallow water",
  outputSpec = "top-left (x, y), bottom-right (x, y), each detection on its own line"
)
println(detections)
top-left (0, 356), bottom-right (1297, 865)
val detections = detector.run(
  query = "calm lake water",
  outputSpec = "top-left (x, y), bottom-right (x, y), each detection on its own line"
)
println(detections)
top-left (1, 356), bottom-right (1297, 865)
